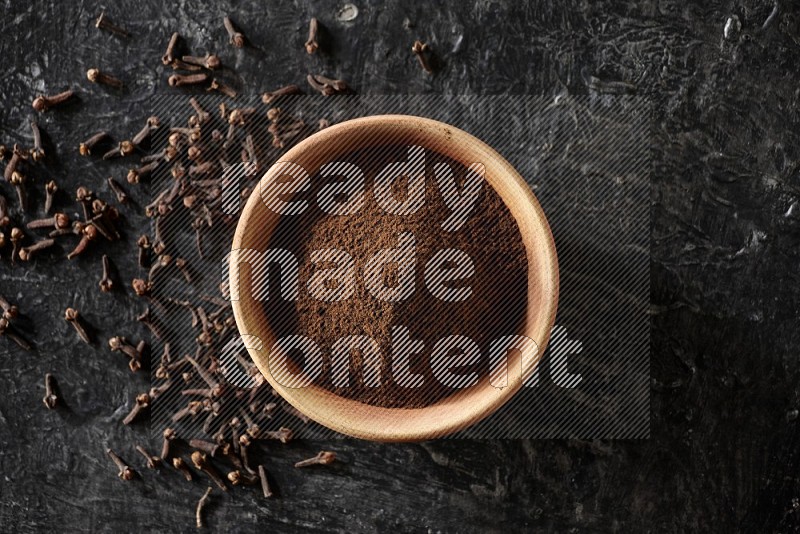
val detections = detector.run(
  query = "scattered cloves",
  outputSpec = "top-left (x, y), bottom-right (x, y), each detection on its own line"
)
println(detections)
top-left (0, 295), bottom-right (19, 320)
top-left (227, 469), bottom-right (259, 486)
top-left (261, 84), bottom-right (303, 104)
top-left (0, 196), bottom-right (9, 226)
top-left (223, 16), bottom-right (245, 48)
top-left (149, 253), bottom-right (172, 281)
top-left (263, 427), bottom-right (293, 444)
top-left (87, 68), bottom-right (124, 89)
top-left (127, 160), bottom-right (158, 184)
top-left (29, 120), bottom-right (45, 161)
top-left (0, 317), bottom-right (31, 351)
top-left (19, 238), bottom-right (55, 261)
top-left (107, 448), bottom-right (135, 480)
top-left (44, 180), bottom-right (57, 213)
top-left (10, 171), bottom-right (28, 211)
top-left (306, 73), bottom-right (350, 96)
top-left (131, 121), bottom-right (154, 148)
top-left (191, 451), bottom-right (228, 491)
top-left (150, 378), bottom-right (172, 399)
top-left (182, 54), bottom-right (221, 70)
top-left (32, 89), bottom-right (74, 112)
top-left (173, 456), bottom-right (193, 481)
top-left (107, 177), bottom-right (128, 203)
top-left (162, 32), bottom-right (180, 65)
top-left (10, 227), bottom-right (23, 263)
top-left (76, 186), bottom-right (94, 220)
top-left (137, 307), bottom-right (165, 341)
top-left (4, 145), bottom-right (25, 182)
top-left (79, 131), bottom-right (110, 156)
top-left (305, 17), bottom-right (319, 54)
top-left (99, 254), bottom-right (114, 292)
top-left (66, 223), bottom-right (98, 259)
top-left (189, 439), bottom-right (220, 457)
top-left (27, 213), bottom-right (70, 231)
top-left (189, 97), bottom-right (211, 124)
top-left (169, 72), bottom-right (210, 87)
top-left (64, 307), bottom-right (91, 344)
top-left (91, 203), bottom-right (120, 240)
top-left (95, 11), bottom-right (130, 38)
top-left (136, 235), bottom-right (151, 267)
top-left (122, 392), bottom-right (151, 425)
top-left (43, 373), bottom-right (58, 409)
top-left (161, 427), bottom-right (177, 460)
top-left (208, 78), bottom-right (237, 98)
top-left (135, 445), bottom-right (161, 469)
top-left (294, 450), bottom-right (337, 468)
top-left (282, 402), bottom-right (311, 424)
top-left (258, 465), bottom-right (274, 498)
top-left (108, 335), bottom-right (143, 372)
top-left (175, 257), bottom-right (193, 283)
top-left (196, 487), bottom-right (213, 529)
top-left (412, 40), bottom-right (433, 73)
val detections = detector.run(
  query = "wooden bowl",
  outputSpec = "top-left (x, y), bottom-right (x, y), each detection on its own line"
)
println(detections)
top-left (230, 115), bottom-right (559, 441)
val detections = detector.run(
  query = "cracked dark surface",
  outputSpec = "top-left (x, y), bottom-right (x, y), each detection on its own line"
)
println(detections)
top-left (1, 0), bottom-right (799, 532)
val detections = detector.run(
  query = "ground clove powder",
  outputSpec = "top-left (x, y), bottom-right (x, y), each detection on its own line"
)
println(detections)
top-left (265, 145), bottom-right (528, 408)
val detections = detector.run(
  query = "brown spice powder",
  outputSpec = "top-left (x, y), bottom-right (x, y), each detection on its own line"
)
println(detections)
top-left (265, 145), bottom-right (527, 408)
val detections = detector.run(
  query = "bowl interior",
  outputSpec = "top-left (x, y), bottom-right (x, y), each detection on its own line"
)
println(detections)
top-left (230, 115), bottom-right (559, 441)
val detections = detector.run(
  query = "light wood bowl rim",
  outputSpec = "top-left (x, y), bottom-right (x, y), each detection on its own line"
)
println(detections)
top-left (230, 114), bottom-right (559, 442)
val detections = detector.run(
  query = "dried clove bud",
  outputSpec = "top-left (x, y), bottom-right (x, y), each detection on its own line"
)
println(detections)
top-left (19, 238), bottom-right (55, 261)
top-left (0, 317), bottom-right (31, 351)
top-left (261, 84), bottom-right (303, 104)
top-left (258, 465), bottom-right (274, 498)
top-left (122, 392), bottom-right (150, 425)
top-left (107, 448), bottom-right (135, 480)
top-left (227, 469), bottom-right (259, 486)
top-left (66, 223), bottom-right (98, 259)
top-left (106, 177), bottom-right (128, 203)
top-left (307, 74), bottom-right (350, 96)
top-left (411, 40), bottom-right (434, 73)
top-left (135, 445), bottom-right (162, 469)
top-left (305, 17), bottom-right (319, 54)
top-left (98, 254), bottom-right (114, 292)
top-left (29, 120), bottom-right (45, 161)
top-left (191, 451), bottom-right (228, 491)
top-left (173, 456), bottom-right (193, 481)
top-left (196, 487), bottom-right (213, 529)
top-left (162, 32), bottom-right (180, 65)
top-left (294, 450), bottom-right (336, 468)
top-left (223, 16), bottom-right (245, 48)
top-left (208, 78), bottom-right (237, 98)
top-left (168, 73), bottom-right (209, 87)
top-left (161, 427), bottom-right (177, 460)
top-left (32, 90), bottom-right (74, 112)
top-left (79, 131), bottom-right (110, 156)
top-left (9, 227), bottom-right (23, 263)
top-left (182, 54), bottom-right (221, 70)
top-left (44, 180), bottom-right (57, 213)
top-left (43, 373), bottom-right (58, 409)
top-left (263, 427), bottom-right (293, 444)
top-left (95, 11), bottom-right (130, 38)
top-left (87, 68), bottom-right (124, 89)
top-left (64, 307), bottom-right (91, 344)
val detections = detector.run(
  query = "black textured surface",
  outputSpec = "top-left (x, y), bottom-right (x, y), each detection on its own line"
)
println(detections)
top-left (0, 0), bottom-right (799, 532)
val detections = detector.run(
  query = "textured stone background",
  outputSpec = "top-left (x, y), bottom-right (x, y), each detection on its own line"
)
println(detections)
top-left (1, 0), bottom-right (799, 532)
